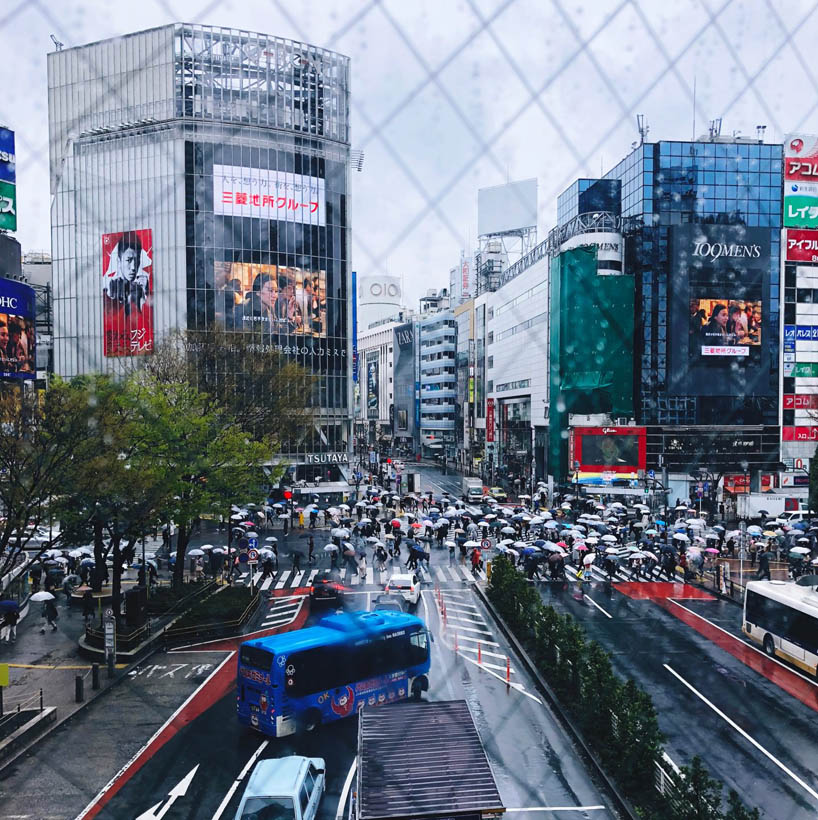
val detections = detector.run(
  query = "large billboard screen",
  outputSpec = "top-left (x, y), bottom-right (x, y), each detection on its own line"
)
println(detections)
top-left (366, 352), bottom-right (379, 419)
top-left (213, 164), bottom-right (325, 227)
top-left (0, 277), bottom-right (35, 380)
top-left (669, 225), bottom-right (771, 397)
top-left (784, 134), bottom-right (818, 228)
top-left (571, 426), bottom-right (646, 474)
top-left (102, 229), bottom-right (154, 357)
top-left (0, 128), bottom-right (15, 184)
top-left (478, 179), bottom-right (537, 236)
top-left (215, 262), bottom-right (327, 338)
top-left (392, 322), bottom-right (416, 438)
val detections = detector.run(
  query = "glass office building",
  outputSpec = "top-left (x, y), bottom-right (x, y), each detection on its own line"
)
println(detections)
top-left (558, 139), bottom-right (782, 477)
top-left (48, 24), bottom-right (352, 476)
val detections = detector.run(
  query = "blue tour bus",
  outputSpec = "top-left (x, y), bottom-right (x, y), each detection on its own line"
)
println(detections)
top-left (237, 610), bottom-right (430, 736)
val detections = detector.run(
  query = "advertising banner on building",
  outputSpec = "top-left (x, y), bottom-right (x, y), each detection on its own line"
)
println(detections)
top-left (783, 394), bottom-right (818, 410)
top-left (102, 229), bottom-right (154, 357)
top-left (352, 270), bottom-right (358, 383)
top-left (215, 262), bottom-right (327, 339)
top-left (792, 362), bottom-right (818, 378)
top-left (782, 426), bottom-right (818, 441)
top-left (785, 228), bottom-right (818, 262)
top-left (0, 128), bottom-right (14, 184)
top-left (392, 322), bottom-right (416, 440)
top-left (0, 180), bottom-right (16, 233)
top-left (571, 426), bottom-right (646, 474)
top-left (669, 225), bottom-right (770, 396)
top-left (0, 277), bottom-right (35, 379)
top-left (785, 134), bottom-right (818, 228)
top-left (486, 398), bottom-right (495, 443)
top-left (366, 351), bottom-right (379, 419)
top-left (213, 164), bottom-right (325, 226)
top-left (723, 474), bottom-right (750, 495)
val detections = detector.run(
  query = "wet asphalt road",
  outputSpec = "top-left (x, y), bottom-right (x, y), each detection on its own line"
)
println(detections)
top-left (541, 579), bottom-right (818, 820)
top-left (84, 582), bottom-right (615, 820)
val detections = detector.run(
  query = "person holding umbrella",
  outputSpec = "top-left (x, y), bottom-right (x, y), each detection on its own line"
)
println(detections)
top-left (1, 603), bottom-right (19, 643)
top-left (756, 547), bottom-right (772, 581)
top-left (82, 589), bottom-right (95, 624)
top-left (31, 591), bottom-right (59, 633)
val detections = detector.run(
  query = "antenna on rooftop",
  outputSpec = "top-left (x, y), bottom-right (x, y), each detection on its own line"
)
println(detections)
top-left (50, 34), bottom-right (64, 51)
top-left (636, 114), bottom-right (649, 146)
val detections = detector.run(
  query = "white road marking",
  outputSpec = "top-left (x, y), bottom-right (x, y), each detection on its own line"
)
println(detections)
top-left (456, 650), bottom-right (540, 703)
top-left (505, 807), bottom-right (606, 813)
top-left (211, 740), bottom-right (269, 819)
top-left (668, 599), bottom-right (818, 689)
top-left (366, 567), bottom-right (374, 584)
top-left (435, 567), bottom-right (447, 581)
top-left (441, 598), bottom-right (479, 609)
top-left (262, 616), bottom-right (299, 628)
top-left (336, 759), bottom-right (358, 820)
top-left (274, 571), bottom-right (291, 589)
top-left (307, 569), bottom-right (319, 584)
top-left (446, 623), bottom-right (494, 636)
top-left (664, 663), bottom-right (818, 803)
top-left (455, 634), bottom-right (500, 647)
top-left (583, 594), bottom-right (613, 619)
top-left (259, 577), bottom-right (273, 591)
top-left (291, 571), bottom-right (305, 586)
top-left (441, 588), bottom-right (472, 600)
top-left (446, 614), bottom-right (489, 627)
top-left (443, 605), bottom-right (483, 617)
top-left (76, 653), bottom-right (236, 819)
top-left (458, 645), bottom-right (511, 660)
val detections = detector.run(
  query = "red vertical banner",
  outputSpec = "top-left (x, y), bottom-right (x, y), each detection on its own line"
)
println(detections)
top-left (102, 229), bottom-right (154, 357)
top-left (486, 398), bottom-right (495, 443)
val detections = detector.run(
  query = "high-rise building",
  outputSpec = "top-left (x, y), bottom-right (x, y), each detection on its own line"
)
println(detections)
top-left (47, 24), bottom-right (352, 480)
top-left (556, 136), bottom-right (783, 504)
top-left (418, 310), bottom-right (457, 458)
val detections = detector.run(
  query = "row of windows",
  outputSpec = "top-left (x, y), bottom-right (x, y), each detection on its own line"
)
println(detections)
top-left (494, 379), bottom-right (531, 393)
top-left (494, 279), bottom-right (547, 318)
top-left (494, 310), bottom-right (548, 342)
top-left (746, 592), bottom-right (818, 654)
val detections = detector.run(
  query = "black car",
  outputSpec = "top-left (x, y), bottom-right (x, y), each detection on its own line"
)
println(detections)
top-left (309, 571), bottom-right (344, 605)
top-left (371, 593), bottom-right (407, 613)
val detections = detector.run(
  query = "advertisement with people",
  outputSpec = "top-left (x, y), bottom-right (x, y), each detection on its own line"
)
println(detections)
top-left (571, 426), bottom-right (646, 474)
top-left (670, 224), bottom-right (772, 397)
top-left (101, 229), bottom-right (153, 357)
top-left (0, 277), bottom-right (35, 379)
top-left (689, 297), bottom-right (762, 357)
top-left (215, 262), bottom-right (327, 337)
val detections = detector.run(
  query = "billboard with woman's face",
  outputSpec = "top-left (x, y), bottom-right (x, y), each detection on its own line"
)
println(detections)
top-left (102, 229), bottom-right (154, 357)
top-left (0, 278), bottom-right (35, 380)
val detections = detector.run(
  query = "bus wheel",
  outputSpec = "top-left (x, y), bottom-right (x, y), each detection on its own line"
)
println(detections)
top-left (411, 677), bottom-right (427, 701)
top-left (301, 709), bottom-right (321, 733)
top-left (763, 635), bottom-right (775, 657)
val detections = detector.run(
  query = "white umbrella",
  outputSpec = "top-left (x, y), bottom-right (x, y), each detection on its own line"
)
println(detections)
top-left (499, 538), bottom-right (514, 546)
top-left (187, 548), bottom-right (204, 557)
top-left (464, 540), bottom-right (480, 548)
top-left (324, 544), bottom-right (339, 552)
top-left (422, 520), bottom-right (434, 526)
top-left (672, 533), bottom-right (690, 542)
top-left (444, 541), bottom-right (457, 548)
top-left (601, 534), bottom-right (617, 543)
top-left (529, 517), bottom-right (544, 524)
top-left (790, 546), bottom-right (810, 554)
top-left (366, 536), bottom-right (380, 543)
top-left (583, 553), bottom-right (596, 566)
top-left (501, 526), bottom-right (516, 534)
top-left (359, 517), bottom-right (372, 524)
top-left (31, 590), bottom-right (55, 602)
top-left (200, 544), bottom-right (214, 550)
top-left (68, 549), bottom-right (83, 558)
top-left (212, 547), bottom-right (226, 554)
top-left (265, 536), bottom-right (278, 543)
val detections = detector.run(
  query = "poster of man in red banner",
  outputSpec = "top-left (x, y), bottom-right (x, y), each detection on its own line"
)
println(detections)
top-left (101, 229), bottom-right (154, 357)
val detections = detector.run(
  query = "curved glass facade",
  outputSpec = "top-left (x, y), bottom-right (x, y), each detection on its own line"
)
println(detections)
top-left (48, 24), bottom-right (352, 471)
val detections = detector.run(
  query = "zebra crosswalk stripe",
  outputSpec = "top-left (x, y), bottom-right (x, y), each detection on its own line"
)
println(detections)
top-left (275, 571), bottom-right (291, 590)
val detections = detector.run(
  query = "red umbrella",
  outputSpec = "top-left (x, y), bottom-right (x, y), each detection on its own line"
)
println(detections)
top-left (576, 544), bottom-right (589, 551)
top-left (411, 522), bottom-right (422, 529)
top-left (557, 540), bottom-right (567, 547)
top-left (391, 519), bottom-right (402, 527)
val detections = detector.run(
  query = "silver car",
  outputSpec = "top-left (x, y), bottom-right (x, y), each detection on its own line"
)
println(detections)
top-left (234, 756), bottom-right (325, 820)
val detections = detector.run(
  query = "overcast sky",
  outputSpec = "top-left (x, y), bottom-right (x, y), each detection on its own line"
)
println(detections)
top-left (1, 0), bottom-right (817, 305)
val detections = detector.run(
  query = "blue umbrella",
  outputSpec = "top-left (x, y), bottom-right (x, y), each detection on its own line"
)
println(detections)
top-left (0, 600), bottom-right (19, 613)
top-left (792, 521), bottom-right (809, 531)
top-left (80, 557), bottom-right (96, 567)
top-left (655, 520), bottom-right (666, 527)
top-left (533, 539), bottom-right (546, 547)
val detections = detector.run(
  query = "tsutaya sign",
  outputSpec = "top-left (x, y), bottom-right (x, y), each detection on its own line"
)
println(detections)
top-left (305, 452), bottom-right (349, 465)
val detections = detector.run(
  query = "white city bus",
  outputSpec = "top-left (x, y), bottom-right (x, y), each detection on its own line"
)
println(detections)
top-left (743, 580), bottom-right (818, 676)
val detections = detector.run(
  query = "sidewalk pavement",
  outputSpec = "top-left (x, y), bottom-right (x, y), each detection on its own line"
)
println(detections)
top-left (0, 585), bottom-right (121, 738)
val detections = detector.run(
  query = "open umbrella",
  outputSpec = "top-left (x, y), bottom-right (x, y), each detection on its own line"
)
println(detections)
top-left (0, 600), bottom-right (19, 613)
top-left (704, 547), bottom-right (720, 554)
top-left (601, 534), bottom-right (617, 543)
top-left (80, 557), bottom-right (96, 567)
top-left (30, 590), bottom-right (55, 602)
top-left (796, 574), bottom-right (818, 587)
top-left (790, 546), bottom-right (811, 555)
top-left (576, 544), bottom-right (589, 551)
top-left (187, 548), bottom-right (204, 557)
top-left (464, 540), bottom-right (480, 548)
top-left (583, 553), bottom-right (596, 566)
top-left (324, 544), bottom-right (339, 552)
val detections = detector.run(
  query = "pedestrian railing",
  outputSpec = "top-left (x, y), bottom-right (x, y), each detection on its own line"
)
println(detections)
top-left (0, 687), bottom-right (43, 724)
top-left (161, 589), bottom-right (260, 646)
top-left (84, 620), bottom-right (152, 652)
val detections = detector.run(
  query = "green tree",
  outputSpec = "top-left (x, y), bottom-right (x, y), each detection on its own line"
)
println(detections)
top-left (670, 755), bottom-right (725, 820)
top-left (578, 641), bottom-right (621, 758)
top-left (124, 369), bottom-right (272, 589)
top-left (0, 378), bottom-right (121, 579)
top-left (723, 790), bottom-right (760, 820)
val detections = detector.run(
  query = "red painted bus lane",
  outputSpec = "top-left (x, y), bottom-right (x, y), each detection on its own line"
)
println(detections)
top-left (660, 598), bottom-right (818, 714)
top-left (77, 604), bottom-right (310, 820)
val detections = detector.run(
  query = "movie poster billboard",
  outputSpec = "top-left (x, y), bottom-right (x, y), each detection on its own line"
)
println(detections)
top-left (670, 225), bottom-right (771, 397)
top-left (366, 351), bottom-right (379, 419)
top-left (0, 277), bottom-right (35, 379)
top-left (215, 262), bottom-right (327, 338)
top-left (102, 229), bottom-right (154, 357)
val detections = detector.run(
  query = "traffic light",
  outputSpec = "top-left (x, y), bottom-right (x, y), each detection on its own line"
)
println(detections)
top-left (283, 490), bottom-right (292, 500)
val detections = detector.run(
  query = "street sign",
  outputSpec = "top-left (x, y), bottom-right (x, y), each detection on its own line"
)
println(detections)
top-left (248, 548), bottom-right (259, 562)
top-left (104, 608), bottom-right (113, 619)
top-left (648, 469), bottom-right (655, 479)
top-left (104, 619), bottom-right (115, 652)
top-left (247, 536), bottom-right (258, 551)
top-left (644, 488), bottom-right (649, 495)
top-left (481, 538), bottom-right (491, 548)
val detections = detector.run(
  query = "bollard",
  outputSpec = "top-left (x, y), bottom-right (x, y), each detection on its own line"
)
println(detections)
top-left (92, 663), bottom-right (100, 690)
top-left (454, 630), bottom-right (458, 652)
top-left (107, 653), bottom-right (115, 679)
top-left (477, 642), bottom-right (482, 664)
top-left (39, 689), bottom-right (43, 712)
top-left (75, 674), bottom-right (84, 703)
top-left (506, 657), bottom-right (510, 683)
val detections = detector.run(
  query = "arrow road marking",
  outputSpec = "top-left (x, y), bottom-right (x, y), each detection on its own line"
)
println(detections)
top-left (135, 764), bottom-right (199, 820)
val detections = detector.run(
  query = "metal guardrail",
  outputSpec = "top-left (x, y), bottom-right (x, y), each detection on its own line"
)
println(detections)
top-left (162, 589), bottom-right (261, 644)
top-left (0, 688), bottom-right (43, 725)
